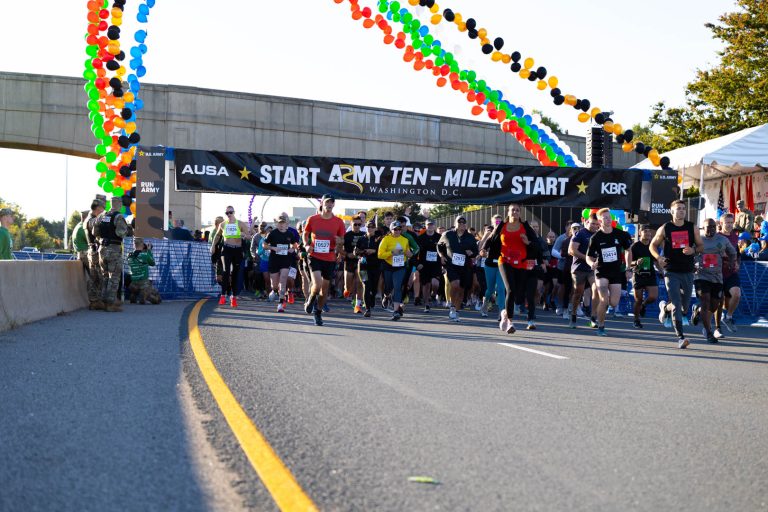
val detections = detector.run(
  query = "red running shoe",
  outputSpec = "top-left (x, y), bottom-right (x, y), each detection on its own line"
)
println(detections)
top-left (287, 292), bottom-right (295, 304)
top-left (218, 295), bottom-right (226, 305)
top-left (230, 296), bottom-right (238, 308)
top-left (343, 289), bottom-right (350, 299)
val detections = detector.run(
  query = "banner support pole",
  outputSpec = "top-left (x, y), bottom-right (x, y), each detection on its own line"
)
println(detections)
top-left (164, 158), bottom-right (171, 235)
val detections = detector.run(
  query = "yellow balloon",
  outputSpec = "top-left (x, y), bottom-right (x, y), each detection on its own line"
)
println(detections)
top-left (116, 66), bottom-right (126, 77)
top-left (519, 68), bottom-right (531, 79)
top-left (111, 7), bottom-right (122, 18)
top-left (113, 117), bottom-right (126, 129)
top-left (430, 13), bottom-right (442, 24)
top-left (429, 3), bottom-right (439, 12)
top-left (612, 123), bottom-right (623, 136)
top-left (501, 54), bottom-right (511, 64)
top-left (457, 21), bottom-right (467, 32)
top-left (622, 142), bottom-right (634, 152)
top-left (112, 16), bottom-right (122, 27)
top-left (491, 51), bottom-right (503, 62)
top-left (480, 37), bottom-right (490, 46)
top-left (408, 0), bottom-right (419, 5)
top-left (649, 149), bottom-right (660, 166)
top-left (537, 80), bottom-right (547, 91)
top-left (454, 13), bottom-right (463, 23)
top-left (125, 122), bottom-right (137, 134)
top-left (548, 76), bottom-right (558, 89)
top-left (114, 98), bottom-right (125, 109)
top-left (524, 57), bottom-right (534, 69)
top-left (578, 112), bottom-right (590, 123)
top-left (478, 28), bottom-right (487, 39)
top-left (590, 107), bottom-right (601, 118)
top-left (123, 91), bottom-right (134, 103)
top-left (565, 95), bottom-right (577, 106)
top-left (603, 121), bottom-right (615, 133)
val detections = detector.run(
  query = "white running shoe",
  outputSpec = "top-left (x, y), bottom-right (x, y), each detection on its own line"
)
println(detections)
top-left (499, 310), bottom-right (510, 332)
top-left (658, 300), bottom-right (668, 325)
top-left (449, 308), bottom-right (457, 321)
top-left (268, 291), bottom-right (278, 302)
top-left (713, 328), bottom-right (724, 339)
top-left (555, 307), bottom-right (563, 317)
top-left (277, 302), bottom-right (285, 313)
top-left (576, 306), bottom-right (585, 318)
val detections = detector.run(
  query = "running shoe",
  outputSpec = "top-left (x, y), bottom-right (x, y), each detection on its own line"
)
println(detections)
top-left (682, 316), bottom-right (690, 327)
top-left (589, 318), bottom-right (598, 328)
top-left (677, 337), bottom-right (690, 349)
top-left (453, 311), bottom-right (461, 322)
top-left (403, 295), bottom-right (410, 304)
top-left (268, 291), bottom-right (278, 302)
top-left (287, 292), bottom-right (295, 304)
top-left (218, 295), bottom-right (226, 305)
top-left (691, 305), bottom-right (701, 326)
top-left (392, 311), bottom-right (401, 321)
top-left (363, 308), bottom-right (371, 318)
top-left (658, 300), bottom-right (668, 326)
top-left (506, 321), bottom-right (516, 334)
top-left (597, 326), bottom-right (607, 336)
top-left (633, 319), bottom-right (643, 329)
top-left (713, 328), bottom-right (724, 339)
top-left (576, 306), bottom-right (585, 318)
top-left (353, 302), bottom-right (363, 314)
top-left (474, 301), bottom-right (483, 312)
top-left (343, 289), bottom-right (350, 299)
top-left (722, 315), bottom-right (736, 333)
top-left (499, 311), bottom-right (510, 332)
top-left (313, 311), bottom-right (323, 326)
top-left (230, 296), bottom-right (238, 308)
top-left (568, 319), bottom-right (577, 329)
top-left (555, 307), bottom-right (563, 317)
top-left (526, 320), bottom-right (536, 330)
top-left (382, 296), bottom-right (390, 310)
top-left (706, 333), bottom-right (718, 344)
top-left (277, 302), bottom-right (285, 313)
top-left (424, 304), bottom-right (431, 313)
top-left (449, 308), bottom-right (457, 321)
top-left (304, 294), bottom-right (317, 315)
top-left (480, 301), bottom-right (489, 318)
top-left (323, 303), bottom-right (330, 313)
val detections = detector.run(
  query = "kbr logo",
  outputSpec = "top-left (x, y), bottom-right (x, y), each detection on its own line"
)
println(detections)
top-left (601, 182), bottom-right (627, 195)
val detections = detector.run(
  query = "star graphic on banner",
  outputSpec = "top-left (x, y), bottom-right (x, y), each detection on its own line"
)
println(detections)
top-left (577, 181), bottom-right (588, 194)
top-left (239, 166), bottom-right (251, 180)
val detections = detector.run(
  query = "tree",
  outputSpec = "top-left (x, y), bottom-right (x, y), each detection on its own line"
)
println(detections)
top-left (533, 110), bottom-right (564, 135)
top-left (630, 123), bottom-right (675, 154)
top-left (22, 218), bottom-right (56, 251)
top-left (650, 0), bottom-right (768, 149)
top-left (367, 203), bottom-right (427, 224)
top-left (67, 210), bottom-right (82, 232)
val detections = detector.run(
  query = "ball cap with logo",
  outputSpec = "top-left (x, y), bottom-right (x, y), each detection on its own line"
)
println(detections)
top-left (0, 208), bottom-right (13, 218)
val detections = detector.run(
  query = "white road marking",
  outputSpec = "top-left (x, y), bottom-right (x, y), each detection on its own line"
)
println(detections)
top-left (497, 342), bottom-right (569, 360)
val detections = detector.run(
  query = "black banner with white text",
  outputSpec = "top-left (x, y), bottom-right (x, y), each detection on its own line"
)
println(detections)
top-left (174, 149), bottom-right (646, 210)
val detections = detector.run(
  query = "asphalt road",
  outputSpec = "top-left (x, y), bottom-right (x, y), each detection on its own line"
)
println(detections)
top-left (196, 297), bottom-right (768, 511)
top-left (1, 298), bottom-right (766, 511)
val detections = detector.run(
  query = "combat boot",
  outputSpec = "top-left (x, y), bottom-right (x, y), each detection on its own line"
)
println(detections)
top-left (105, 302), bottom-right (123, 312)
top-left (90, 301), bottom-right (106, 311)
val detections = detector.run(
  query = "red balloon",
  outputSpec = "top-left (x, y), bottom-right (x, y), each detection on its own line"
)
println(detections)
top-left (99, 9), bottom-right (109, 19)
top-left (361, 6), bottom-right (371, 17)
top-left (475, 92), bottom-right (486, 105)
top-left (98, 20), bottom-right (108, 31)
top-left (92, 58), bottom-right (103, 69)
top-left (95, 78), bottom-right (107, 90)
top-left (87, 24), bottom-right (99, 36)
top-left (394, 39), bottom-right (405, 49)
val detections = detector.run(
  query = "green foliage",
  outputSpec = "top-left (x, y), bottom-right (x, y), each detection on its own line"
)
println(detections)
top-left (0, 196), bottom-right (61, 251)
top-left (533, 110), bottom-right (563, 134)
top-left (368, 203), bottom-right (427, 224)
top-left (650, 0), bottom-right (768, 149)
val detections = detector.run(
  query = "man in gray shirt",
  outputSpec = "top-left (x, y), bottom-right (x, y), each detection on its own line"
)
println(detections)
top-left (691, 218), bottom-right (737, 343)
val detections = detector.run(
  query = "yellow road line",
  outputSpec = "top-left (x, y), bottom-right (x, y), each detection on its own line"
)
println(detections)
top-left (188, 299), bottom-right (318, 512)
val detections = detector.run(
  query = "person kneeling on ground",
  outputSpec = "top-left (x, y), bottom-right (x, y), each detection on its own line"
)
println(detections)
top-left (127, 237), bottom-right (161, 304)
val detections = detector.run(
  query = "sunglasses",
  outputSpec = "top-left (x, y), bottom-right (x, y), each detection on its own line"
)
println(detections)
top-left (353, 223), bottom-right (362, 227)
top-left (457, 220), bottom-right (466, 224)
top-left (226, 210), bottom-right (234, 214)
top-left (393, 227), bottom-right (402, 231)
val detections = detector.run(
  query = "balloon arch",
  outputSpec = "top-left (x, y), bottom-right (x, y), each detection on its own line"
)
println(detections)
top-left (80, 0), bottom-right (669, 221)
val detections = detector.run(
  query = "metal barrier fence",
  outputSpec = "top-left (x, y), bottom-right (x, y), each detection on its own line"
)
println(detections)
top-left (12, 252), bottom-right (77, 261)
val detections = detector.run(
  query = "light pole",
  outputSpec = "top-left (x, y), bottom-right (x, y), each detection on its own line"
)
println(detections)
top-left (63, 156), bottom-right (69, 251)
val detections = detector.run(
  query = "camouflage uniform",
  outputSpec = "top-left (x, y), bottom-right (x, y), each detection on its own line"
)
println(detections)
top-left (127, 242), bottom-right (161, 304)
top-left (84, 211), bottom-right (104, 309)
top-left (95, 206), bottom-right (129, 311)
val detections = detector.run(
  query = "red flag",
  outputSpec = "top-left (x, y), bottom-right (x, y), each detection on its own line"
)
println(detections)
top-left (747, 175), bottom-right (755, 211)
top-left (729, 178), bottom-right (737, 214)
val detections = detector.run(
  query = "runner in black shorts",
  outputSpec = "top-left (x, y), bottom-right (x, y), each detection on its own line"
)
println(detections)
top-left (263, 215), bottom-right (299, 313)
top-left (343, 217), bottom-right (366, 314)
top-left (416, 220), bottom-right (442, 313)
top-left (628, 225), bottom-right (659, 329)
top-left (716, 213), bottom-right (741, 333)
top-left (586, 208), bottom-right (632, 336)
top-left (438, 216), bottom-right (479, 322)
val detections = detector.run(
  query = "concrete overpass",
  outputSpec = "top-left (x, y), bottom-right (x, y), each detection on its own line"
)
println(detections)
top-left (0, 71), bottom-right (641, 226)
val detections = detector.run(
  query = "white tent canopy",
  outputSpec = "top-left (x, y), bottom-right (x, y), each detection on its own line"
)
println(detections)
top-left (632, 123), bottom-right (768, 186)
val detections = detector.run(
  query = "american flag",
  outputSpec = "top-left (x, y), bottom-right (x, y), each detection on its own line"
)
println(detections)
top-left (716, 180), bottom-right (725, 219)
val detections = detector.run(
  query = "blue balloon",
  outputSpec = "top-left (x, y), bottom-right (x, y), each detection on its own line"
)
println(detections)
top-left (514, 107), bottom-right (524, 118)
top-left (138, 4), bottom-right (150, 15)
top-left (419, 25), bottom-right (429, 37)
top-left (136, 66), bottom-right (146, 78)
top-left (130, 47), bottom-right (142, 58)
top-left (134, 30), bottom-right (147, 43)
top-left (399, 8), bottom-right (408, 15)
top-left (128, 59), bottom-right (139, 70)
top-left (433, 39), bottom-right (441, 48)
top-left (386, 11), bottom-right (393, 20)
top-left (129, 80), bottom-right (140, 93)
top-left (146, 0), bottom-right (156, 7)
top-left (139, 44), bottom-right (148, 54)
top-left (137, 13), bottom-right (148, 23)
top-left (523, 114), bottom-right (532, 124)
top-left (134, 98), bottom-right (145, 110)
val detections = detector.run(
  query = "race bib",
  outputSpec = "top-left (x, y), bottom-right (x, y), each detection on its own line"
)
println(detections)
top-left (392, 254), bottom-right (405, 267)
top-left (452, 253), bottom-right (466, 266)
top-left (702, 253), bottom-right (719, 268)
top-left (276, 244), bottom-right (289, 256)
top-left (426, 251), bottom-right (438, 262)
top-left (671, 231), bottom-right (689, 249)
top-left (288, 267), bottom-right (297, 279)
top-left (508, 249), bottom-right (522, 264)
top-left (479, 257), bottom-right (486, 268)
top-left (525, 259), bottom-right (536, 270)
top-left (601, 246), bottom-right (618, 263)
top-left (313, 239), bottom-right (330, 254)
top-left (224, 223), bottom-right (238, 237)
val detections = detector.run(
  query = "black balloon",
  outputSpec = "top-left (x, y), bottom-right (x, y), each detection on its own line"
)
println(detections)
top-left (616, 134), bottom-right (625, 144)
top-left (121, 196), bottom-right (133, 207)
top-left (466, 18), bottom-right (477, 30)
top-left (443, 8), bottom-right (454, 21)
top-left (113, 89), bottom-right (123, 98)
top-left (510, 62), bottom-right (521, 72)
top-left (580, 99), bottom-right (590, 112)
top-left (118, 135), bottom-right (130, 148)
top-left (527, 73), bottom-right (537, 82)
top-left (128, 132), bottom-right (140, 144)
top-left (468, 29), bottom-right (478, 39)
top-left (595, 113), bottom-right (605, 124)
top-left (536, 66), bottom-right (547, 79)
top-left (426, 0), bottom-right (435, 7)
top-left (106, 60), bottom-right (120, 71)
top-left (550, 87), bottom-right (561, 98)
top-left (635, 142), bottom-right (646, 154)
top-left (129, 160), bottom-right (137, 171)
top-left (574, 99), bottom-right (582, 110)
top-left (116, 51), bottom-right (125, 61)
top-left (119, 166), bottom-right (131, 178)
top-left (643, 146), bottom-right (653, 157)
top-left (482, 44), bottom-right (493, 54)
top-left (109, 77), bottom-right (122, 89)
top-left (623, 129), bottom-right (634, 142)
top-left (511, 51), bottom-right (521, 62)
top-left (494, 37), bottom-right (504, 50)
top-left (554, 95), bottom-right (565, 105)
top-left (660, 156), bottom-right (671, 169)
top-left (121, 108), bottom-right (133, 119)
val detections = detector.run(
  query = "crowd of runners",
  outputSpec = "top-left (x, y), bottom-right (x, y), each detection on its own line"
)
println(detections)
top-left (208, 195), bottom-right (752, 349)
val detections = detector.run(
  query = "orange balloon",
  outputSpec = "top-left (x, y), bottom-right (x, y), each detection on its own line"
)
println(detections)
top-left (351, 10), bottom-right (362, 20)
top-left (436, 77), bottom-right (447, 87)
top-left (519, 68), bottom-right (531, 79)
top-left (578, 112), bottom-right (590, 123)
top-left (603, 121), bottom-right (615, 133)
top-left (123, 92), bottom-right (134, 103)
top-left (453, 13), bottom-right (463, 23)
top-left (457, 21), bottom-right (466, 31)
top-left (113, 117), bottom-right (126, 129)
top-left (430, 14), bottom-right (442, 24)
top-left (536, 80), bottom-right (547, 91)
top-left (548, 76), bottom-right (559, 89)
top-left (501, 54), bottom-right (511, 64)
top-left (363, 18), bottom-right (375, 28)
top-left (612, 123), bottom-right (623, 136)
top-left (622, 142), bottom-right (634, 152)
top-left (524, 57), bottom-right (534, 69)
top-left (590, 107), bottom-right (601, 118)
top-left (478, 28), bottom-right (487, 38)
top-left (496, 110), bottom-right (507, 122)
top-left (383, 34), bottom-right (394, 44)
top-left (491, 51), bottom-right (503, 62)
top-left (130, 203), bottom-right (136, 215)
top-left (471, 105), bottom-right (484, 116)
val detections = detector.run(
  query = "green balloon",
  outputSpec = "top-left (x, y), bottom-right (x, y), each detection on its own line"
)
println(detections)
top-left (412, 39), bottom-right (423, 50)
top-left (402, 12), bottom-right (412, 23)
top-left (95, 144), bottom-right (107, 156)
top-left (449, 62), bottom-right (459, 73)
top-left (489, 91), bottom-right (500, 102)
top-left (96, 162), bottom-right (108, 173)
top-left (94, 127), bottom-right (105, 139)
top-left (87, 99), bottom-right (100, 112)
top-left (392, 13), bottom-right (401, 22)
top-left (85, 45), bottom-right (99, 58)
top-left (84, 58), bottom-right (94, 70)
top-left (105, 152), bottom-right (117, 163)
top-left (410, 19), bottom-right (420, 30)
top-left (113, 188), bottom-right (125, 198)
top-left (423, 34), bottom-right (433, 46)
top-left (389, 1), bottom-right (400, 13)
top-left (104, 200), bottom-right (111, 211)
top-left (106, 170), bottom-right (116, 181)
top-left (477, 79), bottom-right (486, 90)
top-left (102, 135), bottom-right (112, 146)
top-left (88, 88), bottom-right (99, 101)
top-left (103, 181), bottom-right (114, 193)
top-left (434, 56), bottom-right (444, 66)
top-left (459, 70), bottom-right (467, 80)
top-left (378, 3), bottom-right (387, 13)
top-left (467, 70), bottom-right (477, 82)
top-left (83, 69), bottom-right (96, 81)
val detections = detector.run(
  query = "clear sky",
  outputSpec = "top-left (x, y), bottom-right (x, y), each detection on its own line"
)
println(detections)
top-left (0, 0), bottom-right (733, 225)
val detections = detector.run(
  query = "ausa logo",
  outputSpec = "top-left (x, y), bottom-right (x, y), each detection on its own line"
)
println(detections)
top-left (181, 164), bottom-right (230, 177)
top-left (601, 182), bottom-right (627, 195)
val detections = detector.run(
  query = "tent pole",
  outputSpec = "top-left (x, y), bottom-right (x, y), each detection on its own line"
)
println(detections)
top-left (698, 163), bottom-right (705, 224)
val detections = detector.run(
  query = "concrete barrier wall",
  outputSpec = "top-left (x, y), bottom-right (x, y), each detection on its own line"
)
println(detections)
top-left (0, 260), bottom-right (88, 332)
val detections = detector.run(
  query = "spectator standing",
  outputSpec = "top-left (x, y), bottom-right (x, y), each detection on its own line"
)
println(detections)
top-left (734, 199), bottom-right (754, 233)
top-left (95, 197), bottom-right (128, 312)
top-left (0, 208), bottom-right (14, 260)
top-left (170, 219), bottom-right (194, 241)
top-left (71, 210), bottom-right (90, 271)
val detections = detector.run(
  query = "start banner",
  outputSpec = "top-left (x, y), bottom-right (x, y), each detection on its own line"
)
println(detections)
top-left (174, 149), bottom-right (645, 210)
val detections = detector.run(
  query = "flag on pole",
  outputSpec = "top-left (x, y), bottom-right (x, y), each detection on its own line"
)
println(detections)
top-left (716, 180), bottom-right (725, 219)
top-left (729, 178), bottom-right (737, 214)
top-left (746, 175), bottom-right (755, 211)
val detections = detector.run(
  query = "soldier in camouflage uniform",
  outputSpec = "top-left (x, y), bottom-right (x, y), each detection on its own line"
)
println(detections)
top-left (84, 199), bottom-right (106, 310)
top-left (127, 237), bottom-right (161, 304)
top-left (95, 197), bottom-right (129, 312)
